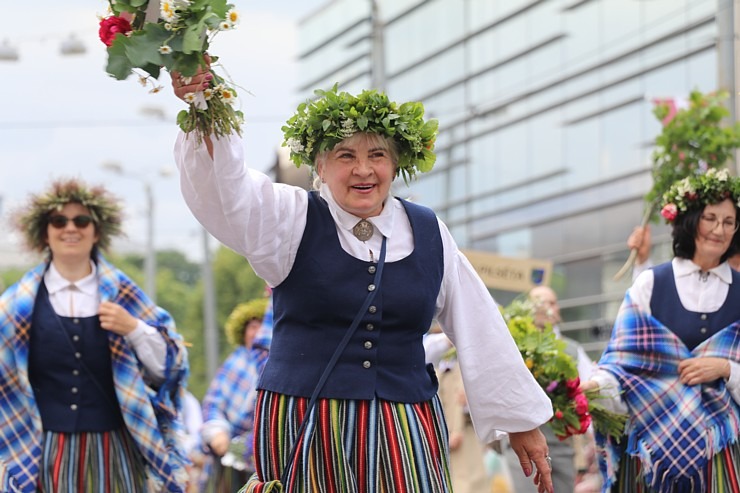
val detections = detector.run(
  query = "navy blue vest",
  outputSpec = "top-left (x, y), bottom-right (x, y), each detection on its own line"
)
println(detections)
top-left (29, 282), bottom-right (124, 432)
top-left (259, 192), bottom-right (444, 402)
top-left (650, 262), bottom-right (740, 351)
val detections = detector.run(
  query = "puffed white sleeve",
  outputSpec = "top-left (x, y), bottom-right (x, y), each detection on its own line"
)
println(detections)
top-left (433, 219), bottom-right (553, 444)
top-left (174, 132), bottom-right (308, 286)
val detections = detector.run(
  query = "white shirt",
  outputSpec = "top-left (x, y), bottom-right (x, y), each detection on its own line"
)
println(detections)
top-left (44, 262), bottom-right (167, 383)
top-left (593, 257), bottom-right (740, 413)
top-left (175, 132), bottom-right (553, 443)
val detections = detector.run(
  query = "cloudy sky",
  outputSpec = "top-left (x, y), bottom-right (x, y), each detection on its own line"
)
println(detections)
top-left (0, 0), bottom-right (325, 262)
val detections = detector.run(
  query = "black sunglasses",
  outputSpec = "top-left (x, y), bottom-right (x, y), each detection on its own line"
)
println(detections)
top-left (48, 215), bottom-right (95, 229)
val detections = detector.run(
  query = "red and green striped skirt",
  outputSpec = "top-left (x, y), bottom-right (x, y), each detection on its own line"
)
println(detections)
top-left (37, 428), bottom-right (146, 493)
top-left (241, 390), bottom-right (453, 493)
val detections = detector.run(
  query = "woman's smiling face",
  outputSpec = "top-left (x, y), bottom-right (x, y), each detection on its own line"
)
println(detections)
top-left (694, 198), bottom-right (737, 265)
top-left (317, 133), bottom-right (396, 219)
top-left (46, 202), bottom-right (99, 262)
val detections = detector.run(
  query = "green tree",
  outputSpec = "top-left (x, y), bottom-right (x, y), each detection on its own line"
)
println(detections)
top-left (185, 246), bottom-right (266, 398)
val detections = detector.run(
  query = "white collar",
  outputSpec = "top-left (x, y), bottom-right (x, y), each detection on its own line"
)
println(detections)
top-left (672, 257), bottom-right (733, 284)
top-left (319, 184), bottom-right (396, 239)
top-left (44, 261), bottom-right (98, 295)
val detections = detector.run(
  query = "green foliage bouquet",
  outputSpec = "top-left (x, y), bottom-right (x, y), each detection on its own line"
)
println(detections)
top-left (502, 300), bottom-right (626, 441)
top-left (99, 0), bottom-right (243, 141)
top-left (614, 89), bottom-right (740, 279)
top-left (646, 90), bottom-right (740, 219)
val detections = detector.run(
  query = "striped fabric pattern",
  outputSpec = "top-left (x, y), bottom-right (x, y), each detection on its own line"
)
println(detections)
top-left (597, 292), bottom-right (740, 493)
top-left (0, 254), bottom-right (190, 492)
top-left (38, 429), bottom-right (146, 493)
top-left (241, 390), bottom-right (452, 493)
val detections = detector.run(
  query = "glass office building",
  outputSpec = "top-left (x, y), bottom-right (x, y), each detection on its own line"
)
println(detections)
top-left (294, 0), bottom-right (731, 356)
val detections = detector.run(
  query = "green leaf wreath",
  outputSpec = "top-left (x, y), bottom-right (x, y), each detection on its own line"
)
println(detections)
top-left (281, 84), bottom-right (438, 184)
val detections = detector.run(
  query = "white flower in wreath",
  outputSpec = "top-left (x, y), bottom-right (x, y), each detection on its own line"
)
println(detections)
top-left (286, 137), bottom-right (305, 153)
top-left (339, 118), bottom-right (356, 138)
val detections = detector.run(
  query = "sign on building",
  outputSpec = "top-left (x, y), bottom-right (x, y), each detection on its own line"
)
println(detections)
top-left (461, 250), bottom-right (552, 292)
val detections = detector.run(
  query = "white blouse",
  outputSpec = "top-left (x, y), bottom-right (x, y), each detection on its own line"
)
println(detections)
top-left (44, 262), bottom-right (167, 383)
top-left (174, 132), bottom-right (553, 443)
top-left (593, 257), bottom-right (740, 414)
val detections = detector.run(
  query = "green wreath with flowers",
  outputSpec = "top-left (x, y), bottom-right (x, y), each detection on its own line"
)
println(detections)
top-left (281, 84), bottom-right (439, 184)
top-left (659, 167), bottom-right (740, 222)
top-left (16, 178), bottom-right (123, 252)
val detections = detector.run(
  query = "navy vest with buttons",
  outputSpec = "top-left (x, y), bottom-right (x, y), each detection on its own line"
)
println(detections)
top-left (259, 192), bottom-right (444, 402)
top-left (28, 282), bottom-right (124, 432)
top-left (650, 262), bottom-right (740, 351)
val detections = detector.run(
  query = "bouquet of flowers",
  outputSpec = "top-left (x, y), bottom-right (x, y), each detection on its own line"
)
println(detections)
top-left (502, 299), bottom-right (626, 441)
top-left (614, 89), bottom-right (740, 279)
top-left (98, 0), bottom-right (243, 141)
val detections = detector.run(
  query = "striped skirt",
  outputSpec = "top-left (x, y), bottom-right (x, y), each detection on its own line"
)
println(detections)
top-left (613, 441), bottom-right (740, 492)
top-left (37, 428), bottom-right (146, 493)
top-left (241, 390), bottom-right (453, 493)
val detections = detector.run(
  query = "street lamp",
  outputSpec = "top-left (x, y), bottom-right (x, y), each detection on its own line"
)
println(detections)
top-left (369, 0), bottom-right (385, 91)
top-left (101, 161), bottom-right (171, 303)
top-left (0, 39), bottom-right (19, 62)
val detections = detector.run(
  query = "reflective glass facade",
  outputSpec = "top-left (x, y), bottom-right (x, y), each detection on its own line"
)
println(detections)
top-left (296, 0), bottom-right (721, 357)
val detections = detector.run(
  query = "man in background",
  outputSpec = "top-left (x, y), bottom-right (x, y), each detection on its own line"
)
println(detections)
top-left (504, 285), bottom-right (594, 493)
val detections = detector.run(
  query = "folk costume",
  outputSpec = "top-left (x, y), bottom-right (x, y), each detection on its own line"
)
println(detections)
top-left (594, 259), bottom-right (740, 493)
top-left (0, 254), bottom-right (190, 493)
top-left (200, 300), bottom-right (272, 492)
top-left (175, 130), bottom-right (553, 492)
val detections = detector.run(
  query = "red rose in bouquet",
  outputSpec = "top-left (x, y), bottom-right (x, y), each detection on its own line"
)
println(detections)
top-left (98, 16), bottom-right (132, 47)
top-left (99, 0), bottom-right (243, 142)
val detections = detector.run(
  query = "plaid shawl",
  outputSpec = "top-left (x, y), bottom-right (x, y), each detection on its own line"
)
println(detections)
top-left (0, 254), bottom-right (190, 493)
top-left (202, 345), bottom-right (270, 438)
top-left (596, 291), bottom-right (740, 493)
top-left (202, 301), bottom-right (272, 471)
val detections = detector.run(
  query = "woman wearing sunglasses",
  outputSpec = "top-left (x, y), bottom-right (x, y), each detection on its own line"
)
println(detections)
top-left (0, 179), bottom-right (190, 492)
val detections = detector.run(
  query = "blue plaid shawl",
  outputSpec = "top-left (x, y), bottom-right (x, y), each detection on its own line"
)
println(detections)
top-left (597, 291), bottom-right (740, 493)
top-left (202, 301), bottom-right (272, 471)
top-left (0, 255), bottom-right (190, 493)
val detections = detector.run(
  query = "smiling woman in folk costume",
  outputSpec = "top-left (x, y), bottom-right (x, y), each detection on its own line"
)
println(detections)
top-left (172, 72), bottom-right (555, 493)
top-left (582, 168), bottom-right (740, 492)
top-left (0, 179), bottom-right (190, 492)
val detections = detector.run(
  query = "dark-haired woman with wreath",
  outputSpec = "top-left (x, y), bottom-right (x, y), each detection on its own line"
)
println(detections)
top-left (0, 179), bottom-right (190, 493)
top-left (582, 168), bottom-right (740, 492)
top-left (171, 74), bottom-right (555, 493)
top-left (200, 296), bottom-right (272, 492)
